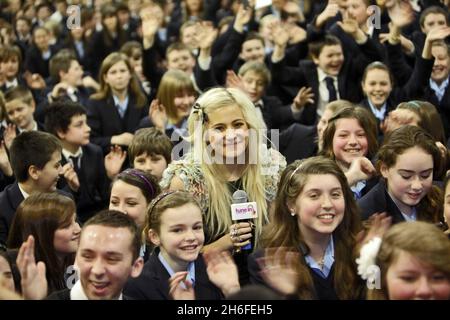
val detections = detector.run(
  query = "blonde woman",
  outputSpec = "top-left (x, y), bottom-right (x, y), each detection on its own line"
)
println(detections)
top-left (160, 87), bottom-right (286, 284)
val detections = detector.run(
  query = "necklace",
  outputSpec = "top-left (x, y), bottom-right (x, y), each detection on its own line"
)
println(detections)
top-left (318, 256), bottom-right (325, 270)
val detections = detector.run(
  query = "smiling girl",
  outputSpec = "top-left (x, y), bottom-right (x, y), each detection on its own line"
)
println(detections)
top-left (358, 125), bottom-right (443, 224)
top-left (320, 106), bottom-right (379, 199)
top-left (124, 191), bottom-right (240, 299)
top-left (363, 221), bottom-right (450, 300)
top-left (248, 156), bottom-right (364, 299)
top-left (7, 193), bottom-right (81, 294)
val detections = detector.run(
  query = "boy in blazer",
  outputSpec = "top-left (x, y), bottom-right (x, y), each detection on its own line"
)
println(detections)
top-left (0, 131), bottom-right (74, 246)
top-left (45, 101), bottom-right (110, 223)
top-left (270, 25), bottom-right (382, 125)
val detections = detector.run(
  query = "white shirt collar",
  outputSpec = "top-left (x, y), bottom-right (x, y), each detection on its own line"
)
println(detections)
top-left (17, 183), bottom-right (30, 199)
top-left (70, 280), bottom-right (123, 300)
top-left (18, 121), bottom-right (38, 133)
top-left (5, 78), bottom-right (18, 88)
top-left (62, 147), bottom-right (83, 159)
top-left (317, 68), bottom-right (337, 82)
top-left (368, 100), bottom-right (387, 121)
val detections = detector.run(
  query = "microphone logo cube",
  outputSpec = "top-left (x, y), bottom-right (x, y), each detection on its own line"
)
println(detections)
top-left (231, 202), bottom-right (258, 220)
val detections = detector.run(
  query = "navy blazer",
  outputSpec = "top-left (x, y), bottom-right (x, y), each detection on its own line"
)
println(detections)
top-left (357, 179), bottom-right (432, 224)
top-left (86, 94), bottom-right (148, 153)
top-left (279, 123), bottom-right (317, 164)
top-left (0, 183), bottom-right (23, 246)
top-left (123, 252), bottom-right (224, 300)
top-left (0, 183), bottom-right (72, 245)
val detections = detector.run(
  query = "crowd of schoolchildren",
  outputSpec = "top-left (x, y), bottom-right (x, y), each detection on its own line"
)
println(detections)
top-left (0, 0), bottom-right (449, 301)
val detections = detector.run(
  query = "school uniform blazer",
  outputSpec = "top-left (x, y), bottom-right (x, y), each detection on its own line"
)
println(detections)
top-left (57, 143), bottom-right (110, 223)
top-left (279, 124), bottom-right (317, 164)
top-left (357, 179), bottom-right (408, 224)
top-left (0, 183), bottom-right (72, 245)
top-left (270, 37), bottom-right (383, 125)
top-left (86, 94), bottom-right (148, 153)
top-left (123, 252), bottom-right (224, 300)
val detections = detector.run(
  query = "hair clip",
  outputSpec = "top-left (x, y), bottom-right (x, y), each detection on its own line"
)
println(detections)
top-left (192, 102), bottom-right (208, 123)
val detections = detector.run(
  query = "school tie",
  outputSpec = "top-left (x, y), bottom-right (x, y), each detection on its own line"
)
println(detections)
top-left (70, 156), bottom-right (80, 173)
top-left (325, 76), bottom-right (337, 102)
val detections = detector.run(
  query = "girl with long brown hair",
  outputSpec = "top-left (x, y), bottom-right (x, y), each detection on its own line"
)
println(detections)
top-left (248, 156), bottom-right (364, 299)
top-left (7, 193), bottom-right (80, 294)
top-left (358, 125), bottom-right (443, 224)
top-left (87, 52), bottom-right (147, 153)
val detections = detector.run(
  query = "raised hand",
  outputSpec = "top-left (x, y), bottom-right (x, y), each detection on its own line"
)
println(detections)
top-left (24, 72), bottom-right (45, 90)
top-left (316, 1), bottom-right (340, 28)
top-left (337, 16), bottom-right (359, 36)
top-left (195, 21), bottom-right (218, 51)
top-left (148, 99), bottom-right (168, 132)
top-left (381, 109), bottom-right (418, 133)
top-left (104, 145), bottom-right (127, 179)
top-left (51, 82), bottom-right (70, 100)
top-left (234, 4), bottom-right (253, 33)
top-left (110, 132), bottom-right (134, 146)
top-left (225, 70), bottom-right (245, 92)
top-left (345, 157), bottom-right (376, 186)
top-left (293, 87), bottom-right (314, 111)
top-left (16, 235), bottom-right (48, 300)
top-left (0, 140), bottom-right (12, 176)
top-left (358, 212), bottom-right (392, 245)
top-left (140, 5), bottom-right (162, 48)
top-left (269, 21), bottom-right (290, 48)
top-left (387, 0), bottom-right (414, 28)
top-left (257, 247), bottom-right (300, 296)
top-left (3, 124), bottom-right (16, 150)
top-left (61, 163), bottom-right (80, 192)
top-left (81, 75), bottom-right (100, 91)
top-left (285, 24), bottom-right (307, 45)
top-left (169, 271), bottom-right (195, 300)
top-left (203, 250), bottom-right (240, 297)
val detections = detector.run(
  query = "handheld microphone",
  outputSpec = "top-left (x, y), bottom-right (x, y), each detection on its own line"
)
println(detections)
top-left (231, 190), bottom-right (257, 251)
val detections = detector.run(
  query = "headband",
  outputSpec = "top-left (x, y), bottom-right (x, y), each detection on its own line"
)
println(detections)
top-left (147, 190), bottom-right (179, 215)
top-left (121, 169), bottom-right (156, 197)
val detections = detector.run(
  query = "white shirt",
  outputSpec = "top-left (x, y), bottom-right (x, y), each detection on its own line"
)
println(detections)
top-left (62, 147), bottom-right (83, 168)
top-left (368, 100), bottom-right (387, 122)
top-left (18, 183), bottom-right (30, 199)
top-left (317, 68), bottom-right (339, 117)
top-left (70, 280), bottom-right (123, 300)
top-left (18, 121), bottom-right (38, 133)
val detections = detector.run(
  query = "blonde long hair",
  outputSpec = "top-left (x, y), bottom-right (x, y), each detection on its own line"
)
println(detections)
top-left (187, 87), bottom-right (268, 245)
